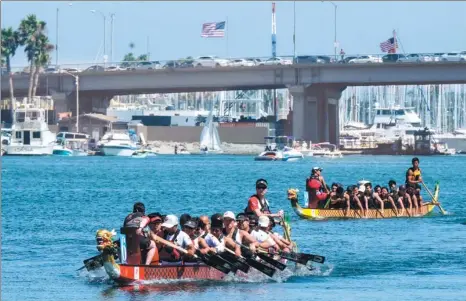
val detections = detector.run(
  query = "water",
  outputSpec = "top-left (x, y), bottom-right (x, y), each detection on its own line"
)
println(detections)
top-left (2, 155), bottom-right (466, 301)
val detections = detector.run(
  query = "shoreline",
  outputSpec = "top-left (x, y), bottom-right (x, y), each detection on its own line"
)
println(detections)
top-left (146, 141), bottom-right (265, 155)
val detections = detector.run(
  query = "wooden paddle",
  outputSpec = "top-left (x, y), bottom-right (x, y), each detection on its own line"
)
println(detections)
top-left (223, 248), bottom-right (276, 277)
top-left (422, 181), bottom-right (446, 215)
top-left (150, 232), bottom-right (232, 274)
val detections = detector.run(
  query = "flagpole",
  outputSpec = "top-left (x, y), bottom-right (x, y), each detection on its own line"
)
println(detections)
top-left (226, 18), bottom-right (229, 58)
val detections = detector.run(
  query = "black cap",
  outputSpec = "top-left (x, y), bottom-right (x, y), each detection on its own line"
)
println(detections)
top-left (211, 213), bottom-right (224, 228)
top-left (133, 202), bottom-right (145, 214)
top-left (183, 219), bottom-right (198, 229)
top-left (236, 213), bottom-right (249, 221)
top-left (256, 179), bottom-right (268, 188)
top-left (249, 215), bottom-right (258, 226)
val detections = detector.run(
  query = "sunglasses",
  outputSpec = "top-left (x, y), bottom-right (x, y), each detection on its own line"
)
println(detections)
top-left (256, 186), bottom-right (267, 190)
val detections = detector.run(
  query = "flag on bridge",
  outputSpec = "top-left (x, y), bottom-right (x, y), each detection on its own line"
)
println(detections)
top-left (201, 21), bottom-right (226, 37)
top-left (380, 37), bottom-right (397, 53)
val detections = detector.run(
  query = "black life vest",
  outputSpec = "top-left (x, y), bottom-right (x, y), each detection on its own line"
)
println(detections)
top-left (123, 212), bottom-right (145, 228)
top-left (406, 167), bottom-right (422, 184)
top-left (164, 229), bottom-right (181, 243)
top-left (244, 194), bottom-right (271, 215)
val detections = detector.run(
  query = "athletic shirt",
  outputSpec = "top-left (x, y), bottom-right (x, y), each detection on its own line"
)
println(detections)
top-left (165, 230), bottom-right (192, 249)
top-left (203, 233), bottom-right (225, 253)
top-left (251, 229), bottom-right (276, 246)
top-left (123, 212), bottom-right (145, 228)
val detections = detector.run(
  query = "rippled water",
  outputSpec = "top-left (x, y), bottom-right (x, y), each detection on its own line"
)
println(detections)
top-left (2, 155), bottom-right (466, 301)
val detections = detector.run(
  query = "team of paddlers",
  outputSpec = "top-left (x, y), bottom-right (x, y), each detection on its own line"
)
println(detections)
top-left (120, 179), bottom-right (291, 266)
top-left (305, 157), bottom-right (426, 217)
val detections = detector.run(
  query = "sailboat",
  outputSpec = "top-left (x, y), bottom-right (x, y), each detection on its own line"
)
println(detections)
top-left (199, 109), bottom-right (223, 155)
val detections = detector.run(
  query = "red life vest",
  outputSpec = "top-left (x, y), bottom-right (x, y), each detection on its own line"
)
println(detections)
top-left (307, 176), bottom-right (322, 190)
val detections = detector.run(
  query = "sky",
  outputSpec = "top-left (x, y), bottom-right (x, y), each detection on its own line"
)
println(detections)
top-left (2, 1), bottom-right (466, 68)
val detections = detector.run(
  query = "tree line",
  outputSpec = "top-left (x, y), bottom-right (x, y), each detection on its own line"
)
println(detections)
top-left (1, 14), bottom-right (54, 104)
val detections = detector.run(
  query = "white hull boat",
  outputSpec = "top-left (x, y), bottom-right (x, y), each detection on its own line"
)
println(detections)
top-left (6, 105), bottom-right (55, 156)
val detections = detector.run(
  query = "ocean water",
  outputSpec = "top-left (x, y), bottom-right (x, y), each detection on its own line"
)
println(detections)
top-left (2, 155), bottom-right (466, 301)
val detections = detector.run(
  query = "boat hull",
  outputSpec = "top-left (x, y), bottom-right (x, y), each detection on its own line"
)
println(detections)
top-left (101, 146), bottom-right (137, 157)
top-left (53, 148), bottom-right (73, 156)
top-left (108, 263), bottom-right (225, 285)
top-left (6, 144), bottom-right (54, 156)
top-left (288, 184), bottom-right (439, 220)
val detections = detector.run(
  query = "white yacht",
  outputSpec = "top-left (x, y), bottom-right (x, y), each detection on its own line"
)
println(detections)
top-left (6, 106), bottom-right (56, 155)
top-left (340, 106), bottom-right (428, 148)
top-left (99, 130), bottom-right (139, 157)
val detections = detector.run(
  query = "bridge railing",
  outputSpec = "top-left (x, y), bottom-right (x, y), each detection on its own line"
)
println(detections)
top-left (3, 52), bottom-right (465, 75)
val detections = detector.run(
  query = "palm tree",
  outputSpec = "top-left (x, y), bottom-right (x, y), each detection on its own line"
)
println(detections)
top-left (32, 34), bottom-right (54, 97)
top-left (18, 14), bottom-right (46, 101)
top-left (121, 52), bottom-right (136, 68)
top-left (1, 27), bottom-right (19, 115)
top-left (137, 54), bottom-right (148, 61)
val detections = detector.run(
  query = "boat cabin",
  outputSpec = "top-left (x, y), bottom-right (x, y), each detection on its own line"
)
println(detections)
top-left (10, 108), bottom-right (52, 147)
top-left (263, 136), bottom-right (296, 151)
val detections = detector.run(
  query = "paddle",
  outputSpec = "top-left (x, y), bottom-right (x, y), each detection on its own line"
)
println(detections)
top-left (422, 182), bottom-right (446, 215)
top-left (236, 243), bottom-right (286, 271)
top-left (260, 248), bottom-right (326, 265)
top-left (198, 251), bottom-right (236, 274)
top-left (218, 250), bottom-right (250, 273)
top-left (150, 232), bottom-right (232, 274)
top-left (223, 248), bottom-right (276, 277)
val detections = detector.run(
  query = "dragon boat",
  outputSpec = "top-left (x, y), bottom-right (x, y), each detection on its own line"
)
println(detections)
top-left (287, 183), bottom-right (442, 220)
top-left (85, 218), bottom-right (320, 285)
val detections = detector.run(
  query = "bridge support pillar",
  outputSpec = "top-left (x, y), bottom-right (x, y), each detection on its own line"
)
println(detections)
top-left (289, 84), bottom-right (346, 146)
top-left (65, 92), bottom-right (113, 117)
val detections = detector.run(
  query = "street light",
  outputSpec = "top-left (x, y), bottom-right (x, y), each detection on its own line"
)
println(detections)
top-left (61, 70), bottom-right (80, 131)
top-left (90, 9), bottom-right (107, 64)
top-left (322, 1), bottom-right (337, 61)
top-left (55, 3), bottom-right (73, 67)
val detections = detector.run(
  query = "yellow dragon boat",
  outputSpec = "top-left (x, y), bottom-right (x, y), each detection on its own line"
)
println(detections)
top-left (287, 183), bottom-right (441, 220)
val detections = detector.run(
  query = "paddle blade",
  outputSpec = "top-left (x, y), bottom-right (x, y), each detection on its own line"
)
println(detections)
top-left (257, 253), bottom-right (287, 271)
top-left (297, 253), bottom-right (326, 264)
top-left (245, 257), bottom-right (276, 277)
top-left (220, 252), bottom-right (250, 273)
top-left (200, 253), bottom-right (232, 274)
top-left (83, 254), bottom-right (104, 271)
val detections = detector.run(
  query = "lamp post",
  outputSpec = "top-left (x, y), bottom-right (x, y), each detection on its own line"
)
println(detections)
top-left (322, 1), bottom-right (337, 61)
top-left (110, 13), bottom-right (115, 64)
top-left (293, 1), bottom-right (296, 59)
top-left (90, 10), bottom-right (107, 64)
top-left (62, 70), bottom-right (80, 131)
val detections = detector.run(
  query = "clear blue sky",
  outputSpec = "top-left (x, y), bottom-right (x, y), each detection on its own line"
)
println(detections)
top-left (2, 1), bottom-right (466, 67)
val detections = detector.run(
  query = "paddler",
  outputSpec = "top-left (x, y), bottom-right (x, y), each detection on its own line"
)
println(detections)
top-left (250, 216), bottom-right (281, 252)
top-left (306, 167), bottom-right (330, 209)
top-left (158, 214), bottom-right (195, 262)
top-left (198, 213), bottom-right (228, 255)
top-left (406, 157), bottom-right (424, 209)
top-left (123, 202), bottom-right (157, 265)
top-left (244, 179), bottom-right (284, 219)
top-left (223, 211), bottom-right (264, 255)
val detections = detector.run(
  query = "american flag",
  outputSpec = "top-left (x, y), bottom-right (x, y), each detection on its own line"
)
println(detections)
top-left (201, 21), bottom-right (226, 38)
top-left (380, 37), bottom-right (397, 53)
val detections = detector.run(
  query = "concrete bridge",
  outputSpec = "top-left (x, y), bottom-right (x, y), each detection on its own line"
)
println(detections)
top-left (3, 62), bottom-right (466, 145)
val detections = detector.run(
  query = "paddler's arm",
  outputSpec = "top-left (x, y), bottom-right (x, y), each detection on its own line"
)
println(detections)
top-left (320, 176), bottom-right (330, 193)
top-left (223, 236), bottom-right (241, 256)
top-left (198, 237), bottom-right (215, 255)
top-left (136, 217), bottom-right (150, 235)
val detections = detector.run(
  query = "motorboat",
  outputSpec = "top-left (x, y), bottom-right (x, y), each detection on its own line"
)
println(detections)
top-left (6, 105), bottom-right (55, 155)
top-left (99, 130), bottom-right (139, 157)
top-left (255, 136), bottom-right (304, 161)
top-left (53, 132), bottom-right (89, 156)
top-left (308, 143), bottom-right (343, 158)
